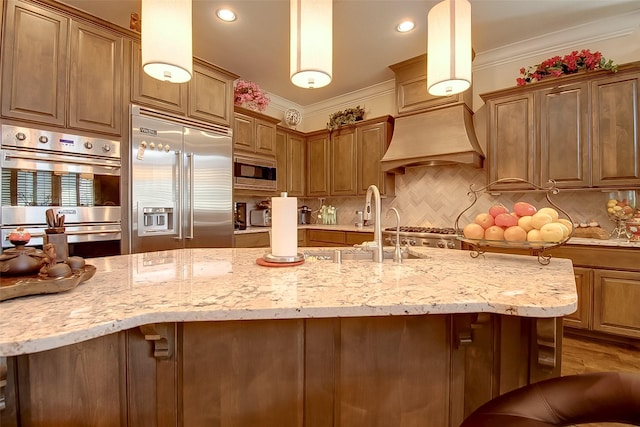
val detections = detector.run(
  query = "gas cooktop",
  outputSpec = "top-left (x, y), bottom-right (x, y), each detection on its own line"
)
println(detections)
top-left (383, 226), bottom-right (457, 235)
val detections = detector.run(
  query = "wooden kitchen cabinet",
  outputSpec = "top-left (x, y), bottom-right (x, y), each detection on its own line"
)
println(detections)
top-left (6, 332), bottom-right (128, 426)
top-left (188, 62), bottom-right (234, 126)
top-left (481, 61), bottom-right (640, 191)
top-left (3, 314), bottom-right (558, 427)
top-left (1, 0), bottom-right (69, 127)
top-left (1, 0), bottom-right (124, 135)
top-left (547, 245), bottom-right (640, 340)
top-left (538, 82), bottom-right (590, 188)
top-left (357, 118), bottom-right (395, 196)
top-left (233, 107), bottom-right (279, 156)
top-left (482, 91), bottom-right (536, 191)
top-left (276, 127), bottom-right (306, 197)
top-left (131, 41), bottom-right (188, 115)
top-left (389, 54), bottom-right (471, 115)
top-left (306, 131), bottom-right (331, 197)
top-left (593, 269), bottom-right (640, 338)
top-left (306, 229), bottom-right (373, 247)
top-left (330, 126), bottom-right (358, 195)
top-left (306, 116), bottom-right (394, 197)
top-left (562, 266), bottom-right (592, 330)
top-left (591, 70), bottom-right (640, 187)
top-left (132, 42), bottom-right (235, 126)
top-left (68, 20), bottom-right (123, 135)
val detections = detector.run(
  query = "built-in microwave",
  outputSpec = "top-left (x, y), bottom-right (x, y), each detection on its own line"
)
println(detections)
top-left (233, 155), bottom-right (277, 191)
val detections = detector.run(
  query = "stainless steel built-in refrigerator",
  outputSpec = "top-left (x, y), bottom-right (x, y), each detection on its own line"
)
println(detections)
top-left (130, 106), bottom-right (233, 253)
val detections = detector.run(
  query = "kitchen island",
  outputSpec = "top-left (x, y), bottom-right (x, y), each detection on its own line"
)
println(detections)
top-left (0, 247), bottom-right (577, 427)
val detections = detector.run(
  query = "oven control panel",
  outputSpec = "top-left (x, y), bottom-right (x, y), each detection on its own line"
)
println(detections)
top-left (2, 125), bottom-right (120, 159)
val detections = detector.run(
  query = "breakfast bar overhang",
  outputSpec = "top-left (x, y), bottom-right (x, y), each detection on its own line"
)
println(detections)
top-left (0, 247), bottom-right (577, 426)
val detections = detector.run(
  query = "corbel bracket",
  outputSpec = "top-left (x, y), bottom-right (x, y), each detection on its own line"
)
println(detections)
top-left (140, 324), bottom-right (171, 360)
top-left (536, 318), bottom-right (557, 369)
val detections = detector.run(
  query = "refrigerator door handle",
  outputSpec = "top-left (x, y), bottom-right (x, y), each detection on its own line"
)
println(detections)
top-left (186, 152), bottom-right (194, 239)
top-left (175, 150), bottom-right (183, 240)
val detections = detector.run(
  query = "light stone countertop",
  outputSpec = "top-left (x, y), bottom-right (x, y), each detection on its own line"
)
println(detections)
top-left (0, 246), bottom-right (577, 357)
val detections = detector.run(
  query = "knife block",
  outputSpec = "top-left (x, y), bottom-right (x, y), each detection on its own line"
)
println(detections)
top-left (44, 232), bottom-right (68, 263)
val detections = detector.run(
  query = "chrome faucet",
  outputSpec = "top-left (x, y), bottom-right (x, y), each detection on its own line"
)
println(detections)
top-left (364, 184), bottom-right (383, 263)
top-left (386, 207), bottom-right (402, 263)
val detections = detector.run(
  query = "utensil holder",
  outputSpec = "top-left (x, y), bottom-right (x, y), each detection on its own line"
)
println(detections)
top-left (44, 232), bottom-right (68, 263)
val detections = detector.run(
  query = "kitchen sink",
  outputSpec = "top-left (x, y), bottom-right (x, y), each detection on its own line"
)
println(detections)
top-left (303, 248), bottom-right (421, 262)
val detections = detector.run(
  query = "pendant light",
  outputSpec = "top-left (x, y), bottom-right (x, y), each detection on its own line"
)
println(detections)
top-left (142, 0), bottom-right (193, 83)
top-left (427, 0), bottom-right (471, 96)
top-left (290, 0), bottom-right (332, 89)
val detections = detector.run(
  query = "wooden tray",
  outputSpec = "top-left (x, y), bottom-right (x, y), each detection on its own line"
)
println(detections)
top-left (0, 264), bottom-right (96, 302)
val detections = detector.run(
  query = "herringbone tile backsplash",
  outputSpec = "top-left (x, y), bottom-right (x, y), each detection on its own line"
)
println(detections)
top-left (298, 166), bottom-right (619, 232)
top-left (238, 165), bottom-right (625, 232)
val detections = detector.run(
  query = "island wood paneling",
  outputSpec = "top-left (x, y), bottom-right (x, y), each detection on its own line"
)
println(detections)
top-left (15, 332), bottom-right (127, 426)
top-left (180, 320), bottom-right (305, 427)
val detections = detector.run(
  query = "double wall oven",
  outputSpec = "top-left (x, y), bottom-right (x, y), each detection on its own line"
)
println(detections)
top-left (1, 125), bottom-right (122, 257)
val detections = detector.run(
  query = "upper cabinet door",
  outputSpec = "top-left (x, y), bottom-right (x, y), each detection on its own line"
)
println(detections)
top-left (307, 133), bottom-right (330, 197)
top-left (131, 41), bottom-right (188, 115)
top-left (538, 82), bottom-right (590, 188)
top-left (68, 21), bottom-right (123, 135)
top-left (188, 64), bottom-right (233, 127)
top-left (591, 71), bottom-right (640, 187)
top-left (330, 127), bottom-right (357, 196)
top-left (485, 93), bottom-right (536, 190)
top-left (1, 0), bottom-right (69, 126)
top-left (357, 119), bottom-right (394, 196)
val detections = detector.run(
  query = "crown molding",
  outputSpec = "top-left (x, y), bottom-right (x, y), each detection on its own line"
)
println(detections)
top-left (473, 10), bottom-right (640, 71)
top-left (303, 80), bottom-right (396, 116)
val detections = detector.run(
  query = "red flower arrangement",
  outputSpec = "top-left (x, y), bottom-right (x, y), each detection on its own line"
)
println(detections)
top-left (517, 49), bottom-right (618, 86)
top-left (234, 79), bottom-right (270, 112)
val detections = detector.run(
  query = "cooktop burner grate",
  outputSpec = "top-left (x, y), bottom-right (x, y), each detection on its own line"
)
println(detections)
top-left (383, 226), bottom-right (457, 235)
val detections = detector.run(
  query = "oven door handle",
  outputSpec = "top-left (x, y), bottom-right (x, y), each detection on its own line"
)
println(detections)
top-left (4, 153), bottom-right (120, 169)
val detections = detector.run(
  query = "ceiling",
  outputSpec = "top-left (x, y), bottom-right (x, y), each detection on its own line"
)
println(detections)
top-left (61, 0), bottom-right (640, 107)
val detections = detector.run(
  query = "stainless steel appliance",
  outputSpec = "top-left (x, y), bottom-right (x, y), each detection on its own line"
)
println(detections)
top-left (249, 209), bottom-right (271, 227)
top-left (233, 154), bottom-right (277, 192)
top-left (298, 205), bottom-right (312, 224)
top-left (234, 202), bottom-right (247, 230)
top-left (1, 125), bottom-right (122, 257)
top-left (382, 226), bottom-right (461, 249)
top-left (130, 105), bottom-right (233, 253)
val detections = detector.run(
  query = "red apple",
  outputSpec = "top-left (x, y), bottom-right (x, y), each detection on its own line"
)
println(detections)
top-left (495, 212), bottom-right (518, 227)
top-left (513, 201), bottom-right (537, 217)
top-left (489, 204), bottom-right (509, 218)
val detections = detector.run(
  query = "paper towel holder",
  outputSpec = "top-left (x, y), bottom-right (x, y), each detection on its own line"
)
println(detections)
top-left (261, 192), bottom-right (305, 264)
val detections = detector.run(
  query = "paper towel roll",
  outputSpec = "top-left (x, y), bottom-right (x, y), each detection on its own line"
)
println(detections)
top-left (271, 195), bottom-right (298, 257)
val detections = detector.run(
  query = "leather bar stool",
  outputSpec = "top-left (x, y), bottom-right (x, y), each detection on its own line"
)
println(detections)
top-left (460, 372), bottom-right (640, 426)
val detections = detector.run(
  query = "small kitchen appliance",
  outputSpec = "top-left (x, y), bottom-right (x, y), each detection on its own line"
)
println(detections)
top-left (298, 206), bottom-right (312, 224)
top-left (250, 209), bottom-right (271, 227)
top-left (235, 202), bottom-right (247, 230)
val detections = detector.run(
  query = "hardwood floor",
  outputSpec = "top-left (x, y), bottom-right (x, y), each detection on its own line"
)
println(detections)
top-left (562, 334), bottom-right (640, 375)
top-left (560, 333), bottom-right (640, 427)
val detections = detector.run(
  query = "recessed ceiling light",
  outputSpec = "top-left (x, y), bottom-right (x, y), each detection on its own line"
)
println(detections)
top-left (216, 8), bottom-right (236, 22)
top-left (396, 20), bottom-right (415, 33)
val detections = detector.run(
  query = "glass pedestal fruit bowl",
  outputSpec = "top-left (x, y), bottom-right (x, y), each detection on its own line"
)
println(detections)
top-left (606, 191), bottom-right (638, 239)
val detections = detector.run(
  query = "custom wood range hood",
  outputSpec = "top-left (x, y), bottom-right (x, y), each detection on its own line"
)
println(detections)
top-left (380, 103), bottom-right (484, 173)
top-left (382, 54), bottom-right (485, 174)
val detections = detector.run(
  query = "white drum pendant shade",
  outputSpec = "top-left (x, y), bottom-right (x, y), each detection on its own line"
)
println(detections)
top-left (142, 0), bottom-right (193, 83)
top-left (290, 0), bottom-right (332, 89)
top-left (427, 0), bottom-right (471, 96)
